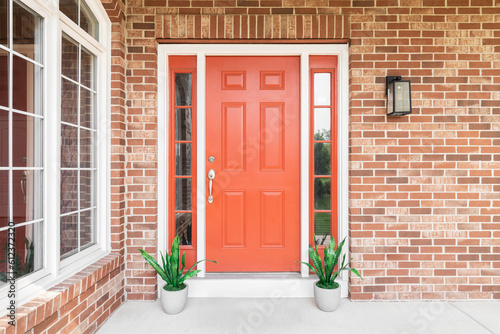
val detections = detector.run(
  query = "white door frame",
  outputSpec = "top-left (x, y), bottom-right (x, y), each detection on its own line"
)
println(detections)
top-left (158, 44), bottom-right (349, 296)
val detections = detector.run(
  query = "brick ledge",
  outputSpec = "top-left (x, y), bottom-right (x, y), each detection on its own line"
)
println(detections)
top-left (0, 253), bottom-right (123, 334)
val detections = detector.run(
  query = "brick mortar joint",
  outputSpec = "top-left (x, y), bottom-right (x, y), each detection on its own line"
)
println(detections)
top-left (0, 253), bottom-right (123, 332)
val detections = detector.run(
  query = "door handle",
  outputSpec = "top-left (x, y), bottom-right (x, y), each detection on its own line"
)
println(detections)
top-left (208, 169), bottom-right (215, 204)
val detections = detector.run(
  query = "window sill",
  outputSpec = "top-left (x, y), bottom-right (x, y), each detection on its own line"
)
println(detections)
top-left (0, 253), bottom-right (123, 333)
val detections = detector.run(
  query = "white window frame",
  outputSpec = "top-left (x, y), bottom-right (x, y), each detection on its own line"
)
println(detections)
top-left (157, 44), bottom-right (349, 297)
top-left (0, 0), bottom-right (111, 314)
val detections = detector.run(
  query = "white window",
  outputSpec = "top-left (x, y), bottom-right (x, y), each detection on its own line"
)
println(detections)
top-left (0, 0), bottom-right (110, 312)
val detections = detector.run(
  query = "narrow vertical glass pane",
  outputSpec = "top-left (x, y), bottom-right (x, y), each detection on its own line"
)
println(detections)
top-left (0, 0), bottom-right (7, 48)
top-left (0, 49), bottom-right (8, 108)
top-left (175, 212), bottom-right (192, 246)
top-left (61, 78), bottom-right (78, 125)
top-left (175, 73), bottom-right (192, 106)
top-left (314, 73), bottom-right (331, 106)
top-left (314, 212), bottom-right (331, 246)
top-left (0, 171), bottom-right (8, 228)
top-left (13, 2), bottom-right (41, 62)
top-left (175, 143), bottom-right (192, 176)
top-left (314, 178), bottom-right (331, 210)
top-left (80, 88), bottom-right (94, 129)
top-left (175, 108), bottom-right (192, 141)
top-left (61, 36), bottom-right (78, 81)
top-left (60, 170), bottom-right (78, 214)
top-left (80, 129), bottom-right (93, 168)
top-left (314, 108), bottom-right (331, 140)
top-left (81, 48), bottom-right (94, 90)
top-left (59, 0), bottom-right (78, 26)
top-left (80, 208), bottom-right (94, 248)
top-left (60, 213), bottom-right (78, 258)
top-left (314, 142), bottom-right (331, 175)
top-left (12, 113), bottom-right (42, 167)
top-left (387, 83), bottom-right (393, 114)
top-left (0, 110), bottom-right (7, 167)
top-left (80, 170), bottom-right (93, 209)
top-left (61, 124), bottom-right (78, 168)
top-left (175, 178), bottom-right (191, 211)
top-left (80, 1), bottom-right (98, 40)
top-left (13, 169), bottom-right (42, 223)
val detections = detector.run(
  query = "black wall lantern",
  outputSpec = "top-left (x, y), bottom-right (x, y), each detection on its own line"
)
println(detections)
top-left (386, 76), bottom-right (412, 116)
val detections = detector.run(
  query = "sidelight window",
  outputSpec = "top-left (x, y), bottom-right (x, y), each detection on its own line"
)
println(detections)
top-left (168, 56), bottom-right (197, 265)
top-left (310, 56), bottom-right (338, 247)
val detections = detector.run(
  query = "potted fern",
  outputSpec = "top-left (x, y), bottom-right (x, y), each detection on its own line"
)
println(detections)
top-left (139, 235), bottom-right (217, 314)
top-left (298, 236), bottom-right (362, 312)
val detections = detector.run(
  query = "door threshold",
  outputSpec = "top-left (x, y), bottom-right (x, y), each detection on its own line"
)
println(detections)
top-left (186, 275), bottom-right (348, 298)
top-left (204, 272), bottom-right (302, 279)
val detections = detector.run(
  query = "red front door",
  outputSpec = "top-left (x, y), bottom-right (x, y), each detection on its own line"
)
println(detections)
top-left (206, 56), bottom-right (300, 272)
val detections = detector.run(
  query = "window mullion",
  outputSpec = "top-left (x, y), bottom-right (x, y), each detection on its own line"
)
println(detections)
top-left (77, 43), bottom-right (81, 253)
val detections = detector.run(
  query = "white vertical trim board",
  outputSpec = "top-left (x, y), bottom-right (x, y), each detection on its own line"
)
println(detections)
top-left (157, 44), bottom-right (350, 298)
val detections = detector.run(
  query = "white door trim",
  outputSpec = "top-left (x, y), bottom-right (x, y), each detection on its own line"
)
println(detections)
top-left (158, 44), bottom-right (349, 297)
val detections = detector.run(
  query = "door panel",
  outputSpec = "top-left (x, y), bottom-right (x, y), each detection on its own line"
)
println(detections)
top-left (206, 56), bottom-right (300, 272)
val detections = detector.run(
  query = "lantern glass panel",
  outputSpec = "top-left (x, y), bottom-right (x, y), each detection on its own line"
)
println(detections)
top-left (394, 81), bottom-right (411, 113)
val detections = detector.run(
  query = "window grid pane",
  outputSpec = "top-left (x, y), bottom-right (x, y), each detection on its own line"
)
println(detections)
top-left (60, 33), bottom-right (96, 259)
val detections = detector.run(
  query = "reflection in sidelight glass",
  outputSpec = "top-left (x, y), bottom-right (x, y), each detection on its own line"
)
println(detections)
top-left (313, 73), bottom-right (331, 106)
top-left (175, 143), bottom-right (192, 176)
top-left (175, 73), bottom-right (192, 106)
top-left (314, 178), bottom-right (331, 210)
top-left (314, 142), bottom-right (331, 176)
top-left (175, 212), bottom-right (192, 246)
top-left (314, 212), bottom-right (331, 246)
top-left (175, 178), bottom-right (192, 211)
top-left (175, 108), bottom-right (191, 141)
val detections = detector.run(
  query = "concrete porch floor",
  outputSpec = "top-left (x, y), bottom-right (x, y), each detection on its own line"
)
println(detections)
top-left (97, 298), bottom-right (500, 334)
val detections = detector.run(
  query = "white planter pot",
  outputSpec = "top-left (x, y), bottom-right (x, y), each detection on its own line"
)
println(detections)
top-left (161, 283), bottom-right (188, 315)
top-left (313, 281), bottom-right (341, 312)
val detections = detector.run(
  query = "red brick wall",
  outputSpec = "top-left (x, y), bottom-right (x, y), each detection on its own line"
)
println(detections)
top-left (0, 255), bottom-right (124, 334)
top-left (119, 0), bottom-right (500, 302)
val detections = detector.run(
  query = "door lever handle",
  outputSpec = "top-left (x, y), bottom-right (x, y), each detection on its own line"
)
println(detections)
top-left (208, 169), bottom-right (215, 204)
